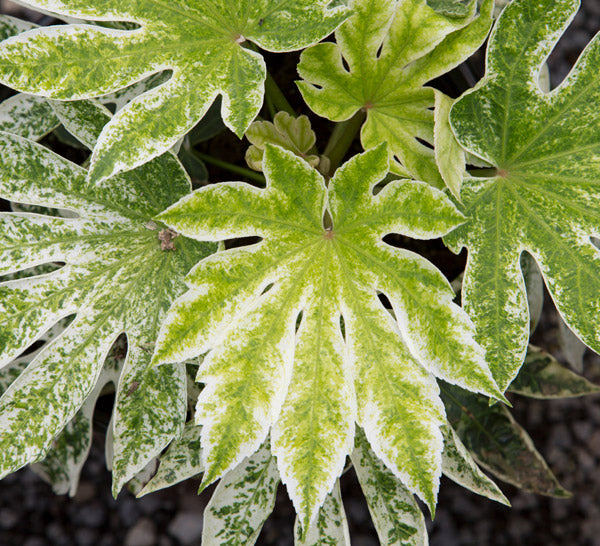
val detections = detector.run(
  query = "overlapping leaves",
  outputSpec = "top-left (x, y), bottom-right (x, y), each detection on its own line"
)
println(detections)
top-left (153, 142), bottom-right (504, 529)
top-left (445, 0), bottom-right (600, 391)
top-left (297, 0), bottom-right (493, 186)
top-left (0, 0), bottom-right (349, 183)
top-left (0, 99), bottom-right (214, 492)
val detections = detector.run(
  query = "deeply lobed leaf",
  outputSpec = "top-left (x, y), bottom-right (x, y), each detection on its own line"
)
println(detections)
top-left (153, 143), bottom-right (503, 528)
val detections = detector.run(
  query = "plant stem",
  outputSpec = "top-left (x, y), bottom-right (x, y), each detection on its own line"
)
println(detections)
top-left (265, 72), bottom-right (295, 116)
top-left (193, 150), bottom-right (266, 184)
top-left (323, 111), bottom-right (366, 175)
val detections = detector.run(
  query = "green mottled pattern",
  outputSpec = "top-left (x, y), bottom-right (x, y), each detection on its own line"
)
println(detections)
top-left (297, 0), bottom-right (492, 185)
top-left (203, 441), bottom-right (279, 546)
top-left (433, 91), bottom-right (464, 199)
top-left (139, 421), bottom-right (204, 495)
top-left (154, 143), bottom-right (503, 526)
top-left (32, 337), bottom-right (125, 496)
top-left (509, 345), bottom-right (600, 399)
top-left (0, 1), bottom-right (350, 183)
top-left (294, 481), bottom-right (350, 545)
top-left (351, 429), bottom-right (427, 546)
top-left (446, 0), bottom-right (600, 391)
top-left (0, 17), bottom-right (59, 141)
top-left (441, 424), bottom-right (509, 505)
top-left (246, 111), bottom-right (320, 171)
top-left (442, 383), bottom-right (570, 498)
top-left (0, 100), bottom-right (214, 484)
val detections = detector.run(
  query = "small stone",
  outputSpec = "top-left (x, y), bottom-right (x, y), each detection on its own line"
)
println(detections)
top-left (74, 481), bottom-right (97, 503)
top-left (76, 501), bottom-right (107, 528)
top-left (167, 512), bottom-right (203, 545)
top-left (572, 421), bottom-right (593, 442)
top-left (23, 538), bottom-right (47, 546)
top-left (548, 424), bottom-right (572, 450)
top-left (125, 518), bottom-right (157, 546)
top-left (74, 528), bottom-right (99, 546)
top-left (588, 429), bottom-right (600, 457)
top-left (0, 507), bottom-right (19, 530)
top-left (118, 497), bottom-right (142, 527)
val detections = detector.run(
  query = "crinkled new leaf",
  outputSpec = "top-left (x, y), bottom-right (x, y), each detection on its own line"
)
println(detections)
top-left (153, 143), bottom-right (503, 528)
top-left (0, 0), bottom-right (350, 183)
top-left (445, 0), bottom-right (600, 391)
top-left (0, 100), bottom-right (214, 491)
top-left (297, 0), bottom-right (493, 186)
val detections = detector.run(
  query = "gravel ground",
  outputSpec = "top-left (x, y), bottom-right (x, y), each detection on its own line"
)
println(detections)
top-left (1, 0), bottom-right (600, 544)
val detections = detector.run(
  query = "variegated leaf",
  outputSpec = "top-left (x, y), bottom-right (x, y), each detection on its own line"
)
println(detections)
top-left (441, 424), bottom-right (509, 506)
top-left (203, 440), bottom-right (279, 546)
top-left (246, 111), bottom-right (320, 171)
top-left (445, 0), bottom-right (600, 391)
top-left (294, 481), bottom-right (350, 545)
top-left (0, 99), bottom-right (214, 485)
top-left (508, 345), bottom-right (600, 399)
top-left (139, 421), bottom-right (204, 496)
top-left (297, 0), bottom-right (493, 185)
top-left (442, 383), bottom-right (570, 498)
top-left (351, 429), bottom-right (427, 546)
top-left (434, 91), bottom-right (464, 199)
top-left (0, 0), bottom-right (350, 183)
top-left (31, 336), bottom-right (126, 496)
top-left (153, 143), bottom-right (503, 526)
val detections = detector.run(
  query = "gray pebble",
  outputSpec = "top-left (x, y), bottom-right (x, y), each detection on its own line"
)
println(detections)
top-left (125, 518), bottom-right (157, 546)
top-left (167, 512), bottom-right (203, 545)
top-left (0, 507), bottom-right (19, 530)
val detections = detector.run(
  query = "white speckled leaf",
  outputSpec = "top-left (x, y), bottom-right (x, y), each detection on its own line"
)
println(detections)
top-left (445, 0), bottom-right (600, 392)
top-left (508, 345), bottom-right (600, 399)
top-left (0, 1), bottom-right (350, 183)
top-left (153, 143), bottom-right (503, 527)
top-left (203, 440), bottom-right (279, 546)
top-left (441, 424), bottom-right (509, 506)
top-left (297, 0), bottom-right (493, 185)
top-left (351, 429), bottom-right (427, 546)
top-left (294, 481), bottom-right (350, 545)
top-left (0, 101), bottom-right (214, 482)
top-left (139, 421), bottom-right (204, 496)
top-left (31, 336), bottom-right (126, 496)
top-left (0, 16), bottom-right (59, 140)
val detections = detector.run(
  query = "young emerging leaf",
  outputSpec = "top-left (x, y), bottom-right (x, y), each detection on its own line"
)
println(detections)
top-left (153, 143), bottom-right (503, 527)
top-left (442, 384), bottom-right (570, 498)
top-left (0, 0), bottom-right (350, 182)
top-left (297, 0), bottom-right (493, 185)
top-left (246, 111), bottom-right (321, 172)
top-left (0, 100), bottom-right (214, 486)
top-left (203, 440), bottom-right (280, 546)
top-left (508, 345), bottom-right (600, 399)
top-left (445, 0), bottom-right (600, 391)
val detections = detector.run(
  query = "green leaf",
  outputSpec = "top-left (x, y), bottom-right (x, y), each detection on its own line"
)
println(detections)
top-left (427, 0), bottom-right (474, 18)
top-left (351, 429), bottom-right (427, 546)
top-left (441, 423), bottom-right (509, 506)
top-left (434, 91), bottom-right (465, 199)
top-left (0, 1), bottom-right (350, 183)
top-left (294, 481), bottom-right (350, 545)
top-left (445, 0), bottom-right (600, 391)
top-left (203, 440), bottom-right (280, 546)
top-left (246, 111), bottom-right (320, 171)
top-left (139, 421), bottom-right (204, 496)
top-left (297, 0), bottom-right (493, 185)
top-left (0, 100), bottom-right (215, 484)
top-left (508, 345), bottom-right (600, 399)
top-left (153, 143), bottom-right (503, 525)
top-left (442, 383), bottom-right (571, 498)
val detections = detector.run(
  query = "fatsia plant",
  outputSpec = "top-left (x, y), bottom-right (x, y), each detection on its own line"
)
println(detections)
top-left (0, 0), bottom-right (350, 183)
top-left (152, 142), bottom-right (505, 528)
top-left (1, 0), bottom-right (600, 544)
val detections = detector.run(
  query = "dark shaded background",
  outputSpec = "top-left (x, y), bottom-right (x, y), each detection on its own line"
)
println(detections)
top-left (1, 0), bottom-right (600, 544)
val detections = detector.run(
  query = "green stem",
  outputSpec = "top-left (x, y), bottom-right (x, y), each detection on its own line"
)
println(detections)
top-left (193, 150), bottom-right (266, 184)
top-left (323, 111), bottom-right (366, 174)
top-left (265, 72), bottom-right (295, 116)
